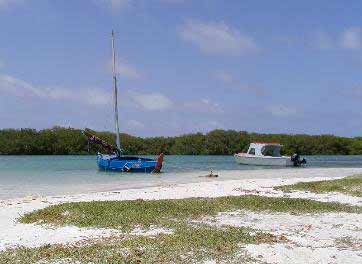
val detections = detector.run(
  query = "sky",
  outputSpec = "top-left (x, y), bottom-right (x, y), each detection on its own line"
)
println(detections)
top-left (0, 0), bottom-right (362, 137)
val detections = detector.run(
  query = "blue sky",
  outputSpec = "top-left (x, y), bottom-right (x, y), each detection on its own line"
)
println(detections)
top-left (0, 0), bottom-right (361, 137)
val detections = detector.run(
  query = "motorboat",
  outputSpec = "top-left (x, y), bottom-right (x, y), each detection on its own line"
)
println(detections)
top-left (234, 142), bottom-right (306, 167)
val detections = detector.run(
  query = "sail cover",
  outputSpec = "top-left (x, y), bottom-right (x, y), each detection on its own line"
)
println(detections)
top-left (84, 129), bottom-right (120, 155)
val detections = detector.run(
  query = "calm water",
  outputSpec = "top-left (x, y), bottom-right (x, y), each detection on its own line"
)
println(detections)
top-left (1, 155), bottom-right (362, 199)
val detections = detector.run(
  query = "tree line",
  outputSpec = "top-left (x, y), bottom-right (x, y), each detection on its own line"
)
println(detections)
top-left (0, 127), bottom-right (362, 155)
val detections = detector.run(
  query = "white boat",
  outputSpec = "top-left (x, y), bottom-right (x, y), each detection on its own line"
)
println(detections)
top-left (234, 142), bottom-right (305, 167)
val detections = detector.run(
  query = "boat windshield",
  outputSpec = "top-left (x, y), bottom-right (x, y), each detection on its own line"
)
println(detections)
top-left (261, 145), bottom-right (281, 157)
top-left (248, 148), bottom-right (256, 155)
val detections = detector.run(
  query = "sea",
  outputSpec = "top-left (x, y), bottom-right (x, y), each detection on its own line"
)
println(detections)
top-left (1, 155), bottom-right (362, 200)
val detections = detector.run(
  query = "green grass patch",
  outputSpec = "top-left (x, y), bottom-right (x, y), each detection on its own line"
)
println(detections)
top-left (0, 224), bottom-right (268, 263)
top-left (20, 195), bottom-right (361, 231)
top-left (4, 195), bottom-right (361, 263)
top-left (275, 175), bottom-right (362, 197)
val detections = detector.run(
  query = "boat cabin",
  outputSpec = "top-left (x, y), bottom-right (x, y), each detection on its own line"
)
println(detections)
top-left (246, 143), bottom-right (282, 157)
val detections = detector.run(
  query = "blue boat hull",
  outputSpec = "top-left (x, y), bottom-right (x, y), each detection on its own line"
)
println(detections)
top-left (97, 153), bottom-right (158, 173)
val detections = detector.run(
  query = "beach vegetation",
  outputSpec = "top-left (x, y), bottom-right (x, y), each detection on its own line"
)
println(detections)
top-left (4, 194), bottom-right (361, 263)
top-left (275, 175), bottom-right (362, 197)
top-left (2, 195), bottom-right (360, 263)
top-left (20, 195), bottom-right (361, 229)
top-left (0, 224), bottom-right (264, 263)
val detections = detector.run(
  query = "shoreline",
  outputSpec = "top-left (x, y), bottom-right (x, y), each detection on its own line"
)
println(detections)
top-left (2, 167), bottom-right (362, 201)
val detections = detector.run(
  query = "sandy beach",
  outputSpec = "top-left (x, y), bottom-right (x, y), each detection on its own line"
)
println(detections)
top-left (1, 167), bottom-right (362, 263)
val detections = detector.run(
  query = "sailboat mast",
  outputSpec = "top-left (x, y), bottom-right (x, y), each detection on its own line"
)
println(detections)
top-left (111, 30), bottom-right (121, 151)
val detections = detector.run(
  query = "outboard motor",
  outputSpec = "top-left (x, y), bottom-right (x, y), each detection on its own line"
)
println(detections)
top-left (291, 153), bottom-right (307, 167)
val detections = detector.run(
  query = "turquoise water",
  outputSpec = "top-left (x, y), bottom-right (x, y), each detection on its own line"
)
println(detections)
top-left (1, 155), bottom-right (362, 199)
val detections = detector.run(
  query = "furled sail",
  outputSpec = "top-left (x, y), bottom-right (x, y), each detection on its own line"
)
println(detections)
top-left (84, 129), bottom-right (120, 155)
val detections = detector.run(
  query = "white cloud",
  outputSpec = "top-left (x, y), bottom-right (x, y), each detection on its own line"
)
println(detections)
top-left (116, 62), bottom-right (141, 79)
top-left (129, 91), bottom-right (173, 111)
top-left (108, 60), bottom-right (141, 79)
top-left (0, 74), bottom-right (111, 106)
top-left (266, 105), bottom-right (297, 118)
top-left (0, 74), bottom-right (51, 98)
top-left (341, 27), bottom-right (362, 50)
top-left (179, 20), bottom-right (257, 55)
top-left (94, 0), bottom-right (130, 11)
top-left (183, 98), bottom-right (222, 113)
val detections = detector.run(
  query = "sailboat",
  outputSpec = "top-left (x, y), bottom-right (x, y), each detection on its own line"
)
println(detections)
top-left (84, 31), bottom-right (164, 173)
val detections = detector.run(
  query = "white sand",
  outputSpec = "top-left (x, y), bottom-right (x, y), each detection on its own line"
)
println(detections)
top-left (1, 167), bottom-right (362, 263)
top-left (197, 211), bottom-right (362, 264)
